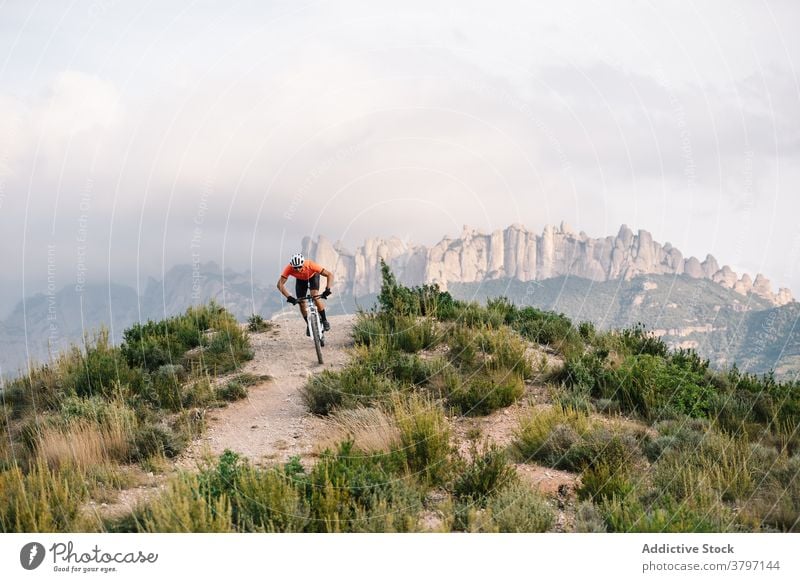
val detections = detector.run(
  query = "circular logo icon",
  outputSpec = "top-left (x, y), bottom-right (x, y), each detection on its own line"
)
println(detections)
top-left (20, 542), bottom-right (46, 570)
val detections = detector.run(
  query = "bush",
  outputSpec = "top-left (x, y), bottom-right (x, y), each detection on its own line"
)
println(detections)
top-left (129, 473), bottom-right (234, 533)
top-left (377, 260), bottom-right (454, 319)
top-left (508, 307), bottom-right (582, 356)
top-left (60, 330), bottom-right (144, 399)
top-left (217, 380), bottom-right (248, 402)
top-left (575, 501), bottom-right (607, 532)
top-left (447, 325), bottom-right (479, 367)
top-left (514, 406), bottom-right (594, 470)
top-left (392, 315), bottom-right (440, 353)
top-left (452, 442), bottom-right (516, 506)
top-left (445, 368), bottom-right (525, 416)
top-left (148, 364), bottom-right (185, 410)
top-left (247, 314), bottom-right (272, 333)
top-left (487, 482), bottom-right (555, 532)
top-left (577, 435), bottom-right (639, 502)
top-left (600, 493), bottom-right (736, 533)
top-left (2, 364), bottom-right (64, 416)
top-left (299, 441), bottom-right (422, 532)
top-left (0, 460), bottom-right (87, 532)
top-left (605, 354), bottom-right (716, 420)
top-left (352, 312), bottom-right (391, 346)
top-left (552, 384), bottom-right (595, 414)
top-left (480, 326), bottom-right (533, 379)
top-left (301, 366), bottom-right (400, 415)
top-left (353, 311), bottom-right (439, 354)
top-left (130, 425), bottom-right (182, 460)
top-left (615, 324), bottom-right (670, 358)
top-left (122, 302), bottom-right (251, 376)
top-left (392, 394), bottom-right (451, 485)
top-left (195, 322), bottom-right (253, 375)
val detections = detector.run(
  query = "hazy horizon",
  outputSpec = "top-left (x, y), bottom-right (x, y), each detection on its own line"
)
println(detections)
top-left (2, 0), bottom-right (799, 317)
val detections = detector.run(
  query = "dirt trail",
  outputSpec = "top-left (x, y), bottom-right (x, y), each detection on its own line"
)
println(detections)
top-left (178, 312), bottom-right (355, 468)
top-left (93, 313), bottom-right (354, 523)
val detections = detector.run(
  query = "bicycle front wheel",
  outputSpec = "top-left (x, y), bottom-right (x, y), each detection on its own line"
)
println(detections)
top-left (310, 314), bottom-right (323, 364)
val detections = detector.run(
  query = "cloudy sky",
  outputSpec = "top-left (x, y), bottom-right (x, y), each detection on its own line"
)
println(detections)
top-left (1, 0), bottom-right (799, 315)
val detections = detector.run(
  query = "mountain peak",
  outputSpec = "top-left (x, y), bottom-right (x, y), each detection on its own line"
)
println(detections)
top-left (303, 223), bottom-right (794, 306)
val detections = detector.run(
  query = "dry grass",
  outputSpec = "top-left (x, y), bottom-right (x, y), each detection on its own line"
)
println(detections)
top-left (317, 407), bottom-right (401, 453)
top-left (37, 418), bottom-right (132, 470)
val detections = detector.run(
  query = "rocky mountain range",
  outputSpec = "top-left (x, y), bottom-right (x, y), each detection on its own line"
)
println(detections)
top-left (1, 223), bottom-right (797, 379)
top-left (303, 223), bottom-right (794, 306)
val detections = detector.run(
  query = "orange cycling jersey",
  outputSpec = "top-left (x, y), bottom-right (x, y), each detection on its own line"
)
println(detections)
top-left (281, 259), bottom-right (323, 281)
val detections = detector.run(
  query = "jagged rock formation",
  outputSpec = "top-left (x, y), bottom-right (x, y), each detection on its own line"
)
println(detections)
top-left (302, 223), bottom-right (794, 306)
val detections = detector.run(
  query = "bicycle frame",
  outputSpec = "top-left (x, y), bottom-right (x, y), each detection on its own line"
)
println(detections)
top-left (301, 295), bottom-right (323, 334)
top-left (301, 294), bottom-right (325, 363)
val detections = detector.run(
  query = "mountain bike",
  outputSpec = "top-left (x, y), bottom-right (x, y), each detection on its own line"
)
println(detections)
top-left (302, 294), bottom-right (325, 364)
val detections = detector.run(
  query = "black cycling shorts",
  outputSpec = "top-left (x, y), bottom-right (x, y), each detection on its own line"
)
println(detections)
top-left (296, 273), bottom-right (321, 299)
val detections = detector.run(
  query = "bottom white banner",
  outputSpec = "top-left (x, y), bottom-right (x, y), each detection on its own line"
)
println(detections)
top-left (1, 533), bottom-right (797, 582)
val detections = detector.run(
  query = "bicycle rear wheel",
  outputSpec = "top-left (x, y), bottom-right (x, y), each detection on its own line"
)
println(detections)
top-left (310, 314), bottom-right (323, 364)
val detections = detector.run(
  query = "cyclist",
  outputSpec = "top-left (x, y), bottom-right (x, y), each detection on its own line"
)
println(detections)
top-left (276, 253), bottom-right (334, 334)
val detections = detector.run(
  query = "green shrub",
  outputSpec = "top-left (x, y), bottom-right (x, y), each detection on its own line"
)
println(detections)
top-left (605, 354), bottom-right (716, 420)
top-left (60, 330), bottom-right (144, 399)
top-left (121, 302), bottom-right (250, 376)
top-left (481, 326), bottom-right (533, 379)
top-left (574, 500), bottom-right (607, 532)
top-left (247, 314), bottom-right (272, 333)
top-left (130, 424), bottom-right (182, 460)
top-left (615, 324), bottom-right (670, 358)
top-left (552, 384), bottom-right (595, 414)
top-left (445, 368), bottom-right (525, 416)
top-left (452, 442), bottom-right (516, 506)
top-left (217, 379), bottom-right (248, 402)
top-left (301, 366), bottom-right (400, 415)
top-left (299, 441), bottom-right (422, 532)
top-left (2, 364), bottom-right (64, 416)
top-left (508, 306), bottom-right (582, 356)
top-left (514, 406), bottom-right (594, 470)
top-left (195, 322), bottom-right (253, 375)
top-left (148, 364), bottom-right (185, 410)
top-left (447, 324), bottom-right (479, 367)
top-left (487, 482), bottom-right (555, 532)
top-left (557, 352), bottom-right (608, 393)
top-left (181, 376), bottom-right (217, 409)
top-left (352, 312), bottom-right (391, 346)
top-left (130, 473), bottom-right (234, 533)
top-left (58, 395), bottom-right (137, 430)
top-left (577, 435), bottom-right (639, 502)
top-left (392, 394), bottom-right (451, 485)
top-left (0, 460), bottom-right (87, 532)
top-left (600, 493), bottom-right (736, 533)
top-left (392, 315), bottom-right (440, 353)
top-left (651, 432), bottom-right (759, 504)
top-left (739, 455), bottom-right (800, 531)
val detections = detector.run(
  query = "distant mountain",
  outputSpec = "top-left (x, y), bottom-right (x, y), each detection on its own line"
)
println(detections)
top-left (2, 224), bottom-right (798, 380)
top-left (303, 223), bottom-right (794, 306)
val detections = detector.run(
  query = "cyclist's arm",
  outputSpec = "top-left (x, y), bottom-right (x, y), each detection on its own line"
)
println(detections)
top-left (320, 268), bottom-right (334, 291)
top-left (277, 276), bottom-right (291, 298)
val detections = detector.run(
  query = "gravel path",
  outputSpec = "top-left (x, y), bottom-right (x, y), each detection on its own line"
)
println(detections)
top-left (177, 312), bottom-right (355, 468)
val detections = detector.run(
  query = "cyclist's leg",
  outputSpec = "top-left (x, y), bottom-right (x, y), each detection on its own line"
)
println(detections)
top-left (296, 278), bottom-right (310, 319)
top-left (309, 274), bottom-right (324, 311)
top-left (310, 274), bottom-right (330, 330)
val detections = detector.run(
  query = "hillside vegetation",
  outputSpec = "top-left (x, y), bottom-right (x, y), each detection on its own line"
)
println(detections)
top-left (449, 275), bottom-right (800, 378)
top-left (2, 265), bottom-right (798, 532)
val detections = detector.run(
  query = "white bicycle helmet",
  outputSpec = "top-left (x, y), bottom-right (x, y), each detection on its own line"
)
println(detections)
top-left (290, 253), bottom-right (305, 269)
